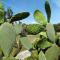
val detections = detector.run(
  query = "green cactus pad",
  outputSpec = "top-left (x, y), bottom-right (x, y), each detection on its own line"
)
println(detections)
top-left (10, 12), bottom-right (30, 23)
top-left (0, 22), bottom-right (16, 56)
top-left (45, 44), bottom-right (60, 60)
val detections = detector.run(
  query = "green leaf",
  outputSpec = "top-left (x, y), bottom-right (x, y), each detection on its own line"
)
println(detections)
top-left (45, 44), bottom-right (60, 60)
top-left (14, 24), bottom-right (22, 35)
top-left (39, 32), bottom-right (47, 38)
top-left (3, 56), bottom-right (18, 60)
top-left (54, 23), bottom-right (60, 32)
top-left (40, 40), bottom-right (52, 49)
top-left (0, 22), bottom-right (16, 56)
top-left (46, 23), bottom-right (56, 43)
top-left (0, 2), bottom-right (4, 10)
top-left (32, 37), bottom-right (40, 48)
top-left (27, 35), bottom-right (40, 43)
top-left (10, 12), bottom-right (30, 23)
top-left (57, 32), bottom-right (60, 44)
top-left (20, 37), bottom-right (32, 50)
top-left (45, 1), bottom-right (51, 23)
top-left (31, 50), bottom-right (38, 59)
top-left (39, 51), bottom-right (46, 60)
top-left (34, 10), bottom-right (47, 25)
top-left (59, 37), bottom-right (60, 45)
top-left (24, 56), bottom-right (33, 60)
top-left (0, 47), bottom-right (3, 58)
top-left (0, 2), bottom-right (4, 24)
top-left (0, 10), bottom-right (4, 24)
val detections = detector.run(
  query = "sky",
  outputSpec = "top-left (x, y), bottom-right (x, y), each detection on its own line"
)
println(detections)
top-left (1, 0), bottom-right (60, 24)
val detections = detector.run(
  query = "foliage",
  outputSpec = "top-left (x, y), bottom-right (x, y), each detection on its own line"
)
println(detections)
top-left (39, 51), bottom-right (46, 60)
top-left (0, 0), bottom-right (60, 60)
top-left (20, 37), bottom-right (32, 50)
top-left (2, 56), bottom-right (18, 60)
top-left (45, 1), bottom-right (51, 23)
top-left (26, 24), bottom-right (43, 35)
top-left (0, 2), bottom-right (4, 24)
top-left (0, 23), bottom-right (16, 56)
top-left (54, 23), bottom-right (60, 32)
top-left (10, 12), bottom-right (30, 23)
top-left (46, 23), bottom-right (56, 43)
top-left (45, 44), bottom-right (60, 60)
top-left (34, 10), bottom-right (47, 25)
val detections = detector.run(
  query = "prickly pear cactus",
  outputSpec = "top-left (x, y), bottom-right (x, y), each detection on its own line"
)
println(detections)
top-left (45, 44), bottom-right (60, 60)
top-left (0, 22), bottom-right (16, 56)
top-left (39, 51), bottom-right (46, 60)
top-left (10, 12), bottom-right (30, 23)
top-left (3, 56), bottom-right (18, 60)
top-left (14, 24), bottom-right (22, 35)
top-left (34, 10), bottom-right (47, 25)
top-left (46, 23), bottom-right (56, 43)
top-left (20, 37), bottom-right (32, 50)
top-left (45, 0), bottom-right (51, 23)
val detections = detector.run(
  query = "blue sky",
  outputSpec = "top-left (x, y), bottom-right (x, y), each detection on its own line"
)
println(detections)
top-left (1, 0), bottom-right (60, 24)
